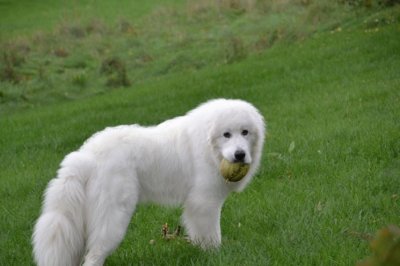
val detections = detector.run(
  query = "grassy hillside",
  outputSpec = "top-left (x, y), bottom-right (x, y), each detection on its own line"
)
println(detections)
top-left (0, 0), bottom-right (185, 38)
top-left (2, 1), bottom-right (398, 114)
top-left (0, 0), bottom-right (399, 265)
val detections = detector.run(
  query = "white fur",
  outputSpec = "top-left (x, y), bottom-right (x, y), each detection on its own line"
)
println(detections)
top-left (32, 99), bottom-right (265, 266)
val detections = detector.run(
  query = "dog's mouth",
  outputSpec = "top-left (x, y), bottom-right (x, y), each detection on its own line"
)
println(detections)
top-left (222, 157), bottom-right (251, 165)
top-left (220, 156), bottom-right (251, 166)
top-left (219, 158), bottom-right (250, 182)
top-left (219, 149), bottom-right (252, 165)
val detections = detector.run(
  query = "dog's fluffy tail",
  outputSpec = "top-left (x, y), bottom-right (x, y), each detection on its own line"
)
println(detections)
top-left (33, 151), bottom-right (94, 266)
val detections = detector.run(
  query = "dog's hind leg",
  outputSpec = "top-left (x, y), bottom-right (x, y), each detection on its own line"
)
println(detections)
top-left (83, 169), bottom-right (139, 266)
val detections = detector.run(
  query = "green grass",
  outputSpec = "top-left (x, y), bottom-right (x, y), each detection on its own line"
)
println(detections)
top-left (1, 0), bottom-right (400, 265)
top-left (0, 0), bottom-right (185, 38)
top-left (3, 0), bottom-right (398, 114)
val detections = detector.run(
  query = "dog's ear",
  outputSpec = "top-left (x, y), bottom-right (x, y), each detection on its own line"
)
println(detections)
top-left (207, 123), bottom-right (219, 151)
top-left (250, 111), bottom-right (266, 169)
top-left (206, 123), bottom-right (216, 147)
top-left (206, 122), bottom-right (223, 165)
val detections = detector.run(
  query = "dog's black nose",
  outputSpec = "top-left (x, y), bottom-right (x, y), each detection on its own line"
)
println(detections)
top-left (234, 150), bottom-right (246, 162)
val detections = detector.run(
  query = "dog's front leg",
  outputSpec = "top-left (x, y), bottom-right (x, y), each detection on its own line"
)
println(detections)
top-left (182, 194), bottom-right (225, 249)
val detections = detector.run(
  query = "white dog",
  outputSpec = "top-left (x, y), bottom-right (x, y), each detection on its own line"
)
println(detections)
top-left (33, 99), bottom-right (265, 266)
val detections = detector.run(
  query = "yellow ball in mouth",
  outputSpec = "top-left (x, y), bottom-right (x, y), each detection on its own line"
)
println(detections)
top-left (220, 159), bottom-right (250, 182)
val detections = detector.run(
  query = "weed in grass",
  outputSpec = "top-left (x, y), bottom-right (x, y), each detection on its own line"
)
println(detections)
top-left (217, 0), bottom-right (257, 13)
top-left (86, 19), bottom-right (108, 35)
top-left (37, 63), bottom-right (47, 81)
top-left (2, 49), bottom-right (26, 67)
top-left (71, 71), bottom-right (88, 88)
top-left (119, 19), bottom-right (137, 35)
top-left (65, 58), bottom-right (88, 69)
top-left (0, 60), bottom-right (19, 83)
top-left (136, 54), bottom-right (154, 65)
top-left (59, 23), bottom-right (87, 39)
top-left (0, 52), bottom-right (23, 83)
top-left (224, 36), bottom-right (247, 64)
top-left (100, 57), bottom-right (130, 87)
top-left (54, 47), bottom-right (69, 58)
top-left (253, 28), bottom-right (285, 51)
top-left (357, 225), bottom-right (400, 266)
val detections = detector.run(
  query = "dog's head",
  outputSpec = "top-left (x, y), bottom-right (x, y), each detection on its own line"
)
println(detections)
top-left (212, 118), bottom-right (257, 165)
top-left (205, 99), bottom-right (265, 188)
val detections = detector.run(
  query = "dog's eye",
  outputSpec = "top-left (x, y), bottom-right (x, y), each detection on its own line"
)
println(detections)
top-left (242, 130), bottom-right (249, 136)
top-left (223, 132), bottom-right (231, 138)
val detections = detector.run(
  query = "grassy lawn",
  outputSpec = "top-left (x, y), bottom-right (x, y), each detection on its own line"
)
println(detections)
top-left (0, 0), bottom-right (399, 265)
